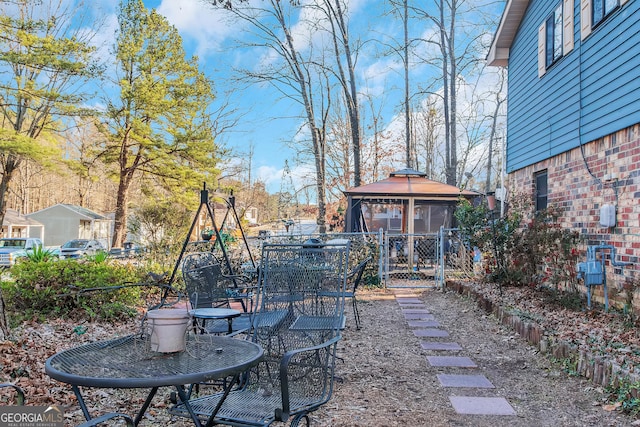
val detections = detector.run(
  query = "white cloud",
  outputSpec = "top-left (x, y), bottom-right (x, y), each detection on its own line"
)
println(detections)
top-left (361, 57), bottom-right (402, 97)
top-left (256, 165), bottom-right (281, 188)
top-left (157, 0), bottom-right (237, 57)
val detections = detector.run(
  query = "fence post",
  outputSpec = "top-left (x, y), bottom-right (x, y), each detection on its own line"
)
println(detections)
top-left (378, 228), bottom-right (386, 288)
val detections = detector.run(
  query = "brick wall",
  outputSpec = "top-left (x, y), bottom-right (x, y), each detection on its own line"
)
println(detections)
top-left (508, 123), bottom-right (640, 309)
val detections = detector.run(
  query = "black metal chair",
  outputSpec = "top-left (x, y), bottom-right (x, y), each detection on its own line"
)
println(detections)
top-left (0, 383), bottom-right (25, 405)
top-left (76, 413), bottom-right (134, 427)
top-left (343, 256), bottom-right (371, 330)
top-left (316, 255), bottom-right (371, 331)
top-left (182, 252), bottom-right (255, 335)
top-left (0, 384), bottom-right (133, 427)
top-left (171, 242), bottom-right (350, 426)
top-left (415, 236), bottom-right (437, 269)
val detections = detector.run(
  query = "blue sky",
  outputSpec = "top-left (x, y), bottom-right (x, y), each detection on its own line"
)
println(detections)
top-left (85, 0), bottom-right (505, 194)
top-left (145, 0), bottom-right (404, 192)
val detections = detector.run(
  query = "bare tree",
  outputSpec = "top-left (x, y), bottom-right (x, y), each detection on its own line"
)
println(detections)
top-left (204, 0), bottom-right (335, 232)
top-left (361, 92), bottom-right (395, 183)
top-left (484, 68), bottom-right (506, 193)
top-left (410, 0), bottom-right (500, 186)
top-left (412, 100), bottom-right (441, 178)
top-left (319, 0), bottom-right (363, 187)
top-left (325, 100), bottom-right (352, 201)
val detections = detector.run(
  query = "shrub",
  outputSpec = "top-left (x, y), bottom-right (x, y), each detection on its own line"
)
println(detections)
top-left (606, 378), bottom-right (640, 416)
top-left (454, 193), bottom-right (581, 292)
top-left (1, 259), bottom-right (146, 322)
top-left (511, 205), bottom-right (582, 292)
top-left (23, 246), bottom-right (58, 263)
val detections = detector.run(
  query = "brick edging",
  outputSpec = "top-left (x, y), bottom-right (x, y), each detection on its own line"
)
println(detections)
top-left (445, 280), bottom-right (640, 389)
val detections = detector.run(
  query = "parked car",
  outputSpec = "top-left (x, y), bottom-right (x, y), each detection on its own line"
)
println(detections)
top-left (59, 239), bottom-right (105, 259)
top-left (109, 242), bottom-right (145, 259)
top-left (0, 237), bottom-right (44, 267)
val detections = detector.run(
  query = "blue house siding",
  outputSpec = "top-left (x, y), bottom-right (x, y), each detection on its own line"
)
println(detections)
top-left (488, 0), bottom-right (640, 309)
top-left (579, 2), bottom-right (640, 142)
top-left (506, 0), bottom-right (580, 171)
top-left (505, 0), bottom-right (640, 174)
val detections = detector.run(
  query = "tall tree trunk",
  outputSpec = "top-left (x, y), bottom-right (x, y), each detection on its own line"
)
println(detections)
top-left (404, 0), bottom-right (412, 169)
top-left (326, 0), bottom-right (362, 187)
top-left (439, 0), bottom-right (452, 184)
top-left (274, 1), bottom-right (328, 233)
top-left (112, 172), bottom-right (132, 248)
top-left (0, 155), bottom-right (21, 236)
top-left (0, 156), bottom-right (19, 340)
top-left (448, 0), bottom-right (458, 186)
top-left (485, 73), bottom-right (506, 193)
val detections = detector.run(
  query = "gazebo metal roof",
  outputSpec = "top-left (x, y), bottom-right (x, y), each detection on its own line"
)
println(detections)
top-left (344, 169), bottom-right (478, 200)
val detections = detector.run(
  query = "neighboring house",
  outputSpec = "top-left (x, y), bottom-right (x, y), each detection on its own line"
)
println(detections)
top-left (488, 0), bottom-right (639, 292)
top-left (26, 204), bottom-right (112, 248)
top-left (244, 206), bottom-right (259, 226)
top-left (1, 209), bottom-right (44, 241)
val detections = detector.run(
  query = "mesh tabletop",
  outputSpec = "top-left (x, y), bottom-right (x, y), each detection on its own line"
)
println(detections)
top-left (45, 335), bottom-right (263, 389)
top-left (191, 308), bottom-right (241, 319)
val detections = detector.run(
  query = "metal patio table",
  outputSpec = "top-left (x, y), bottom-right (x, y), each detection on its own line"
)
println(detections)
top-left (191, 307), bottom-right (241, 334)
top-left (45, 334), bottom-right (263, 427)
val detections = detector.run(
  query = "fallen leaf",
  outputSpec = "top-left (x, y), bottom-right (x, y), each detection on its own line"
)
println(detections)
top-left (603, 401), bottom-right (622, 411)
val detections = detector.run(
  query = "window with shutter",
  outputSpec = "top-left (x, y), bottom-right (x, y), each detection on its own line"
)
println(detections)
top-left (593, 0), bottom-right (620, 27)
top-left (581, 0), bottom-right (592, 39)
top-left (563, 0), bottom-right (574, 53)
top-left (538, 23), bottom-right (546, 77)
top-left (539, 3), bottom-right (564, 75)
top-left (582, 0), bottom-right (624, 39)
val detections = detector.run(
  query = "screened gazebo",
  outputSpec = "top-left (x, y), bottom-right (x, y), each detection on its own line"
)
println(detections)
top-left (343, 169), bottom-right (478, 234)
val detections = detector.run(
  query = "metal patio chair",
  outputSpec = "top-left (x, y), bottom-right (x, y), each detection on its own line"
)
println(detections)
top-left (171, 242), bottom-right (350, 426)
top-left (182, 252), bottom-right (255, 335)
top-left (0, 383), bottom-right (133, 427)
top-left (0, 383), bottom-right (25, 405)
top-left (319, 256), bottom-right (371, 330)
top-left (76, 413), bottom-right (134, 427)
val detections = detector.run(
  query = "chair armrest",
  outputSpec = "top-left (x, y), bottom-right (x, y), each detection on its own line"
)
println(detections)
top-left (347, 256), bottom-right (372, 280)
top-left (0, 383), bottom-right (25, 405)
top-left (276, 335), bottom-right (341, 421)
top-left (76, 412), bottom-right (134, 427)
top-left (221, 272), bottom-right (253, 283)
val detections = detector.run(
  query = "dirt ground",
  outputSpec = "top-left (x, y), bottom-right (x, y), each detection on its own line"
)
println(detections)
top-left (316, 287), bottom-right (636, 427)
top-left (3, 286), bottom-right (638, 426)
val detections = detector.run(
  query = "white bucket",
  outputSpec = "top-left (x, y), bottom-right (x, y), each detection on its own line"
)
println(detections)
top-left (147, 309), bottom-right (190, 353)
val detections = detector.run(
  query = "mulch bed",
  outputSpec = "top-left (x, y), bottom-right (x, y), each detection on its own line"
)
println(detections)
top-left (1, 283), bottom-right (639, 425)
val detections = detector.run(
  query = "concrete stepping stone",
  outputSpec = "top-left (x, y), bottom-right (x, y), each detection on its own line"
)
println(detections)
top-left (437, 374), bottom-right (494, 388)
top-left (414, 329), bottom-right (450, 338)
top-left (426, 356), bottom-right (477, 367)
top-left (404, 312), bottom-right (435, 320)
top-left (398, 303), bottom-right (426, 308)
top-left (407, 320), bottom-right (440, 328)
top-left (420, 342), bottom-right (463, 351)
top-left (449, 396), bottom-right (516, 415)
top-left (395, 297), bottom-right (423, 304)
top-left (401, 308), bottom-right (431, 314)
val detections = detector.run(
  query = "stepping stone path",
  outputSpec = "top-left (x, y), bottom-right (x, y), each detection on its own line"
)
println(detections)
top-left (394, 290), bottom-right (517, 418)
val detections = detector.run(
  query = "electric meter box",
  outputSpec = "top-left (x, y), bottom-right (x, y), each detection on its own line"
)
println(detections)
top-left (599, 204), bottom-right (616, 228)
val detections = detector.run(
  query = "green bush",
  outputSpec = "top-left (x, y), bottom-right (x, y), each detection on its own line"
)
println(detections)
top-left (1, 258), bottom-right (146, 322)
top-left (454, 194), bottom-right (581, 292)
top-left (24, 246), bottom-right (58, 263)
top-left (607, 378), bottom-right (640, 416)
